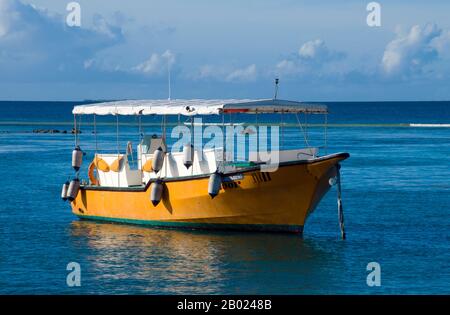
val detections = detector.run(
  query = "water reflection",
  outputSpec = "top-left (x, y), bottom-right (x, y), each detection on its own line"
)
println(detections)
top-left (69, 220), bottom-right (341, 294)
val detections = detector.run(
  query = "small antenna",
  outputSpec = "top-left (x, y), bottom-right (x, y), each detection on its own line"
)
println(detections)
top-left (167, 60), bottom-right (171, 101)
top-left (274, 78), bottom-right (279, 99)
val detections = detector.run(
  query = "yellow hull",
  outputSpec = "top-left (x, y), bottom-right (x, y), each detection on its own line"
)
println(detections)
top-left (71, 153), bottom-right (349, 233)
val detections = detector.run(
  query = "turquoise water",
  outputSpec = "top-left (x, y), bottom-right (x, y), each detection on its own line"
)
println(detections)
top-left (0, 101), bottom-right (449, 294)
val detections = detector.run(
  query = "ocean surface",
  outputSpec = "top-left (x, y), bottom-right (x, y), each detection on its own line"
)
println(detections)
top-left (0, 101), bottom-right (449, 294)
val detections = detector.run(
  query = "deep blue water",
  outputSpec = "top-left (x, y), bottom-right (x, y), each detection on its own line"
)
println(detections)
top-left (0, 100), bottom-right (449, 124)
top-left (0, 101), bottom-right (449, 294)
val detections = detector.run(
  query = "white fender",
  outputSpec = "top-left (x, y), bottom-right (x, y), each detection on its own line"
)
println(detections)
top-left (61, 181), bottom-right (69, 201)
top-left (182, 143), bottom-right (194, 169)
top-left (67, 178), bottom-right (80, 201)
top-left (152, 147), bottom-right (165, 173)
top-left (150, 180), bottom-right (164, 206)
top-left (208, 172), bottom-right (222, 199)
top-left (72, 146), bottom-right (83, 171)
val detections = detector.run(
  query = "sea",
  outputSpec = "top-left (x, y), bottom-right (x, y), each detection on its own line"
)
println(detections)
top-left (0, 101), bottom-right (449, 294)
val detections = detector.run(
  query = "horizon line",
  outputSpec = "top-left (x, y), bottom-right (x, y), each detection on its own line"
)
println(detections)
top-left (0, 99), bottom-right (449, 103)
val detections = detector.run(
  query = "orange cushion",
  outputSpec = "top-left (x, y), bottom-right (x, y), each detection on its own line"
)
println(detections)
top-left (110, 156), bottom-right (124, 172)
top-left (94, 156), bottom-right (110, 172)
top-left (142, 159), bottom-right (153, 172)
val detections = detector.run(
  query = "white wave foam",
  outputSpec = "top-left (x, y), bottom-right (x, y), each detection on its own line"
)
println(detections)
top-left (409, 124), bottom-right (450, 128)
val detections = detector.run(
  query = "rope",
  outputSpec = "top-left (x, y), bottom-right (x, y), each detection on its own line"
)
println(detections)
top-left (73, 114), bottom-right (78, 147)
top-left (295, 112), bottom-right (310, 148)
top-left (304, 112), bottom-right (308, 141)
top-left (324, 113), bottom-right (328, 155)
top-left (336, 166), bottom-right (346, 240)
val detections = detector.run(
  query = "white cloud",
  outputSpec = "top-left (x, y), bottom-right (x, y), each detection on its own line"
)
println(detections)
top-left (275, 39), bottom-right (345, 77)
top-left (0, 0), bottom-right (12, 37)
top-left (275, 59), bottom-right (299, 76)
top-left (83, 59), bottom-right (94, 69)
top-left (162, 49), bottom-right (175, 66)
top-left (192, 64), bottom-right (257, 82)
top-left (299, 39), bottom-right (329, 60)
top-left (225, 64), bottom-right (257, 82)
top-left (132, 49), bottom-right (175, 75)
top-left (381, 24), bottom-right (446, 75)
top-left (431, 30), bottom-right (450, 57)
top-left (196, 65), bottom-right (217, 79)
top-left (299, 39), bottom-right (345, 62)
top-left (0, 0), bottom-right (124, 80)
top-left (133, 53), bottom-right (162, 74)
top-left (91, 13), bottom-right (123, 40)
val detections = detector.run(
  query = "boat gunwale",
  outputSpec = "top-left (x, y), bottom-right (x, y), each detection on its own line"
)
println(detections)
top-left (79, 152), bottom-right (350, 192)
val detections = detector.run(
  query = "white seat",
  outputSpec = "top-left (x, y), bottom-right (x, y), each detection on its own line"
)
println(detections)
top-left (96, 154), bottom-right (142, 187)
top-left (140, 148), bottom-right (219, 182)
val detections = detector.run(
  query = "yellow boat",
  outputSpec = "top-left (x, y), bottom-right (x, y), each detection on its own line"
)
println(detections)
top-left (63, 99), bottom-right (349, 236)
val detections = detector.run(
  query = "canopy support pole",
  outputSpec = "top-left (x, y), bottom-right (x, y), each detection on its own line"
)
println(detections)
top-left (163, 115), bottom-right (168, 178)
top-left (162, 115), bottom-right (167, 141)
top-left (94, 114), bottom-right (98, 154)
top-left (72, 114), bottom-right (80, 179)
top-left (190, 116), bottom-right (194, 176)
top-left (221, 113), bottom-right (225, 163)
top-left (281, 110), bottom-right (284, 150)
top-left (138, 114), bottom-right (143, 182)
top-left (116, 114), bottom-right (120, 187)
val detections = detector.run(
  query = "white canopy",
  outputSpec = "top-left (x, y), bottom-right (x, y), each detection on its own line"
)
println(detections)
top-left (72, 99), bottom-right (327, 116)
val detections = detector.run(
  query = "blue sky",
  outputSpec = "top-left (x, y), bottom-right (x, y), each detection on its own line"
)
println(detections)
top-left (1, 0), bottom-right (450, 101)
